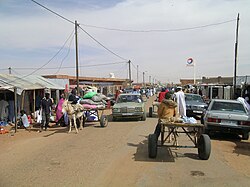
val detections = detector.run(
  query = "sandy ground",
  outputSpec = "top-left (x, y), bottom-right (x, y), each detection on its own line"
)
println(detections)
top-left (0, 96), bottom-right (250, 187)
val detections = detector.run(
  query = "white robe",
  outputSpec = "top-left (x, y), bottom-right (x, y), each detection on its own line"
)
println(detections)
top-left (175, 91), bottom-right (186, 117)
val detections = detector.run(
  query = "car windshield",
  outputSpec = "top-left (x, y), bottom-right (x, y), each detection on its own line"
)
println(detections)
top-left (211, 101), bottom-right (246, 113)
top-left (185, 94), bottom-right (203, 102)
top-left (117, 95), bottom-right (142, 103)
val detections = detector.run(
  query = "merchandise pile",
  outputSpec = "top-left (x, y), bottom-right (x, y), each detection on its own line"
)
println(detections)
top-left (80, 92), bottom-right (109, 110)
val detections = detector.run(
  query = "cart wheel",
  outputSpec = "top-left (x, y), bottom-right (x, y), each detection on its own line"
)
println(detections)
top-left (149, 107), bottom-right (153, 117)
top-left (198, 134), bottom-right (211, 160)
top-left (100, 115), bottom-right (108, 127)
top-left (148, 134), bottom-right (157, 158)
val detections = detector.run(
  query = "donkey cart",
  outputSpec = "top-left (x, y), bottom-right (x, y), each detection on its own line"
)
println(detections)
top-left (83, 108), bottom-right (109, 128)
top-left (148, 121), bottom-right (211, 160)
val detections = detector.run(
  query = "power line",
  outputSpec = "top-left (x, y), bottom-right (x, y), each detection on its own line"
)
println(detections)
top-left (108, 63), bottom-right (128, 79)
top-left (30, 0), bottom-right (74, 25)
top-left (11, 61), bottom-right (127, 71)
top-left (11, 69), bottom-right (22, 76)
top-left (81, 19), bottom-right (236, 33)
top-left (54, 32), bottom-right (75, 74)
top-left (30, 0), bottom-right (128, 61)
top-left (79, 26), bottom-right (128, 61)
top-left (6, 30), bottom-right (74, 84)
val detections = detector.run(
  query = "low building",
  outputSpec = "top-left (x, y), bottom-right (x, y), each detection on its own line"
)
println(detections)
top-left (180, 76), bottom-right (250, 100)
top-left (43, 74), bottom-right (130, 95)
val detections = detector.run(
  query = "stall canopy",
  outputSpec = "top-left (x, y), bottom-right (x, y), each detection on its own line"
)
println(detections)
top-left (0, 74), bottom-right (64, 95)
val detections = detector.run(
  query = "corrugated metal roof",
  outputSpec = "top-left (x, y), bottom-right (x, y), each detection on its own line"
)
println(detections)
top-left (0, 74), bottom-right (64, 95)
top-left (26, 75), bottom-right (65, 90)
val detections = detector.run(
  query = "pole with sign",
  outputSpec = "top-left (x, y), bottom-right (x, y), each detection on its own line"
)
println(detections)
top-left (186, 58), bottom-right (196, 84)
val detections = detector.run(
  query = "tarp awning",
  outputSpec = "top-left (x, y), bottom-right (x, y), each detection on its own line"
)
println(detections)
top-left (0, 74), bottom-right (64, 95)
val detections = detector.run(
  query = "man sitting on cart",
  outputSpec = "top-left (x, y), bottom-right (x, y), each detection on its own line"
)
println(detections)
top-left (154, 92), bottom-right (177, 140)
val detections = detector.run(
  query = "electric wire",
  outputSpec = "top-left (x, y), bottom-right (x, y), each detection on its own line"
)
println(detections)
top-left (54, 32), bottom-right (75, 74)
top-left (79, 26), bottom-right (128, 61)
top-left (81, 19), bottom-right (236, 33)
top-left (6, 30), bottom-right (75, 84)
top-left (11, 69), bottom-right (22, 76)
top-left (131, 62), bottom-right (160, 83)
top-left (111, 63), bottom-right (128, 79)
top-left (11, 61), bottom-right (127, 70)
top-left (30, 0), bottom-right (74, 25)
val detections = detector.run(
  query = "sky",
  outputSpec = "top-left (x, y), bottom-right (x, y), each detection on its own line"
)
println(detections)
top-left (0, 0), bottom-right (249, 84)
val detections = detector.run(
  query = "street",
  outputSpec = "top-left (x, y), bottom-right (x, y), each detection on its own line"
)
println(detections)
top-left (0, 96), bottom-right (250, 187)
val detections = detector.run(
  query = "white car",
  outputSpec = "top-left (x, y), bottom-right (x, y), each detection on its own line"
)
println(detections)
top-left (203, 99), bottom-right (250, 140)
top-left (112, 93), bottom-right (146, 121)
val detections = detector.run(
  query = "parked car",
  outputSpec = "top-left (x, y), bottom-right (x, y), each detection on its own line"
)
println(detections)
top-left (185, 93), bottom-right (208, 117)
top-left (112, 93), bottom-right (146, 121)
top-left (203, 99), bottom-right (250, 140)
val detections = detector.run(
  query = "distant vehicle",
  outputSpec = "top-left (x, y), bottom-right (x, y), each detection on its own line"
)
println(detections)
top-left (123, 88), bottom-right (134, 94)
top-left (185, 93), bottom-right (208, 117)
top-left (112, 93), bottom-right (146, 121)
top-left (203, 99), bottom-right (250, 140)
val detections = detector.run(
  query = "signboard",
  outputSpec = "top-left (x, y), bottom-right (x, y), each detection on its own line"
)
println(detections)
top-left (187, 58), bottom-right (194, 66)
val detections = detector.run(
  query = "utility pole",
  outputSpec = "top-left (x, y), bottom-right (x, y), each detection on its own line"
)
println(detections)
top-left (149, 75), bottom-right (151, 86)
top-left (128, 60), bottom-right (132, 87)
top-left (233, 13), bottom-right (240, 99)
top-left (143, 72), bottom-right (145, 88)
top-left (137, 65), bottom-right (139, 83)
top-left (75, 20), bottom-right (80, 95)
top-left (8, 67), bottom-right (11, 74)
top-left (14, 87), bottom-right (17, 133)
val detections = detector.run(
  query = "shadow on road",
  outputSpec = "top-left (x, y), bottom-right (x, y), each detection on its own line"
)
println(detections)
top-left (209, 132), bottom-right (250, 157)
top-left (128, 135), bottom-right (207, 162)
top-left (233, 141), bottom-right (250, 156)
top-left (127, 139), bottom-right (175, 162)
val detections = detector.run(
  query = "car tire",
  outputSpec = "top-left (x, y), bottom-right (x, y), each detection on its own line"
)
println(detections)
top-left (198, 134), bottom-right (211, 160)
top-left (148, 134), bottom-right (157, 158)
top-left (200, 114), bottom-right (204, 124)
top-left (149, 107), bottom-right (153, 117)
top-left (242, 132), bottom-right (249, 140)
top-left (100, 115), bottom-right (108, 127)
top-left (142, 112), bottom-right (146, 121)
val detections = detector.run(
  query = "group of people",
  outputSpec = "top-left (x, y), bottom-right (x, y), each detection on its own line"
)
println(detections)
top-left (18, 92), bottom-right (53, 132)
top-left (19, 88), bottom-right (80, 132)
top-left (154, 87), bottom-right (186, 140)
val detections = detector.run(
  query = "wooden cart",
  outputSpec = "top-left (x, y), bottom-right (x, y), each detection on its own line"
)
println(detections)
top-left (83, 108), bottom-right (109, 127)
top-left (148, 121), bottom-right (211, 160)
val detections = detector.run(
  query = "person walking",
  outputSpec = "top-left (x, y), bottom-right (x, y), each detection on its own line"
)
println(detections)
top-left (174, 87), bottom-right (186, 117)
top-left (40, 92), bottom-right (53, 132)
top-left (55, 93), bottom-right (65, 126)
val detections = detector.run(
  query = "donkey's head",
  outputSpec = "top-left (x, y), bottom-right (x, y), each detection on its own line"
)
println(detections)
top-left (62, 100), bottom-right (74, 115)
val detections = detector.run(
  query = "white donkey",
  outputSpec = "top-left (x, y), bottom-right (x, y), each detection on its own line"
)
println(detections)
top-left (62, 100), bottom-right (85, 133)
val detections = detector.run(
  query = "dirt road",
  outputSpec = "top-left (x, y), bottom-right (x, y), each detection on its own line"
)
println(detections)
top-left (0, 96), bottom-right (250, 187)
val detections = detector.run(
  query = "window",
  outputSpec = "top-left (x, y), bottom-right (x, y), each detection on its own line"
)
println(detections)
top-left (211, 101), bottom-right (246, 113)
